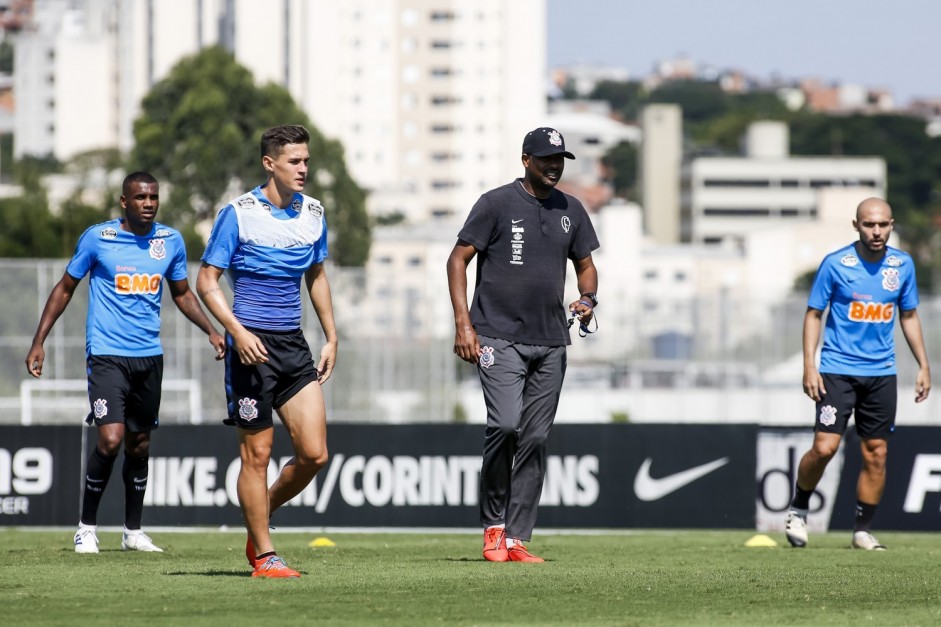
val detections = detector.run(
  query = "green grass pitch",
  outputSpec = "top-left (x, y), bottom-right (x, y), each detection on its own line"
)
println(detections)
top-left (3, 528), bottom-right (940, 626)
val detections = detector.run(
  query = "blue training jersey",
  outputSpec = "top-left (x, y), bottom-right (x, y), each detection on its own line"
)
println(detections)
top-left (808, 243), bottom-right (919, 376)
top-left (201, 185), bottom-right (328, 331)
top-left (66, 219), bottom-right (189, 357)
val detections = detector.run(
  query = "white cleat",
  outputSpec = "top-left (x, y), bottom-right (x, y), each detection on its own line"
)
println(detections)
top-left (122, 530), bottom-right (164, 552)
top-left (785, 510), bottom-right (808, 548)
top-left (851, 531), bottom-right (887, 551)
top-left (74, 526), bottom-right (100, 554)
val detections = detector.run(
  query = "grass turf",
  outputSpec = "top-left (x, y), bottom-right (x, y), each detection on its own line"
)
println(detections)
top-left (3, 528), bottom-right (940, 626)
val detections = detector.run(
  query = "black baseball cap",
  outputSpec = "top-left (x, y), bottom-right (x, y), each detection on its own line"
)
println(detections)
top-left (522, 127), bottom-right (575, 159)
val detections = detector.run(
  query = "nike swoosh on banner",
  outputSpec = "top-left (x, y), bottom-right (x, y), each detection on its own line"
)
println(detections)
top-left (633, 457), bottom-right (730, 502)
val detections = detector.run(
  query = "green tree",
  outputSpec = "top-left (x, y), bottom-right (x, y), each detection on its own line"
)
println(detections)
top-left (0, 40), bottom-right (13, 74)
top-left (131, 46), bottom-right (370, 266)
top-left (602, 140), bottom-right (638, 200)
top-left (589, 80), bottom-right (645, 121)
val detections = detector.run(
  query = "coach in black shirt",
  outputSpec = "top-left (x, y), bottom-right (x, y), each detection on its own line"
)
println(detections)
top-left (447, 127), bottom-right (600, 563)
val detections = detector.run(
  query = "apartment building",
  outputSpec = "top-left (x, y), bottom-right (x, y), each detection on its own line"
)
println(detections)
top-left (13, 0), bottom-right (545, 224)
top-left (684, 121), bottom-right (886, 246)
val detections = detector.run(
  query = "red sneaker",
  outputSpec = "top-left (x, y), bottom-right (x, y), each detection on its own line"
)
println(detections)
top-left (245, 535), bottom-right (256, 567)
top-left (483, 527), bottom-right (508, 562)
top-left (251, 555), bottom-right (300, 579)
top-left (507, 543), bottom-right (544, 563)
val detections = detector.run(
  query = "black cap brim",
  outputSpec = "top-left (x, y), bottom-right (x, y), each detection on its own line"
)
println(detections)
top-left (530, 150), bottom-right (575, 159)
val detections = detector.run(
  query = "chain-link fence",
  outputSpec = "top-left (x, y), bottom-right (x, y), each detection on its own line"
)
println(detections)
top-left (3, 259), bottom-right (940, 425)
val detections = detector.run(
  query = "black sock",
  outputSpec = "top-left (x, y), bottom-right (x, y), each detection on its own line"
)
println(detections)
top-left (854, 501), bottom-right (878, 532)
top-left (790, 484), bottom-right (814, 511)
top-left (255, 551), bottom-right (276, 561)
top-left (80, 448), bottom-right (117, 526)
top-left (122, 454), bottom-right (149, 530)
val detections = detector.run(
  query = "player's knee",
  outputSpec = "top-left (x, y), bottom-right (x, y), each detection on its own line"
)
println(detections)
top-left (299, 448), bottom-right (328, 471)
top-left (811, 442), bottom-right (839, 461)
top-left (97, 435), bottom-right (123, 455)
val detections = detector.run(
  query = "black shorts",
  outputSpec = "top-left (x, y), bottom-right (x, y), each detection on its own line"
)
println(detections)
top-left (815, 373), bottom-right (897, 439)
top-left (224, 328), bottom-right (320, 429)
top-left (85, 355), bottom-right (163, 432)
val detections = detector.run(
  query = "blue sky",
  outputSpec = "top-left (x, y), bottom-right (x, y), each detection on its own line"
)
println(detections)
top-left (546, 0), bottom-right (938, 105)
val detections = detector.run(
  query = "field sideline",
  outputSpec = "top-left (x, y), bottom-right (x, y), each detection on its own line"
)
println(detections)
top-left (3, 528), bottom-right (940, 626)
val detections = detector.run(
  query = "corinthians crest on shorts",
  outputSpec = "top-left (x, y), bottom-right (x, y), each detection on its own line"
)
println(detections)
top-left (818, 405), bottom-right (837, 426)
top-left (93, 398), bottom-right (108, 419)
top-left (238, 397), bottom-right (258, 421)
top-left (479, 346), bottom-right (495, 369)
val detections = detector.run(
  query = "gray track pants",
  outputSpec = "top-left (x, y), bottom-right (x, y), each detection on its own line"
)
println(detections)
top-left (476, 334), bottom-right (567, 541)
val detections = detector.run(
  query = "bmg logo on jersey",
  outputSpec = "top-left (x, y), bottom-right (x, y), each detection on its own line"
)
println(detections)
top-left (115, 273), bottom-right (163, 295)
top-left (847, 301), bottom-right (894, 323)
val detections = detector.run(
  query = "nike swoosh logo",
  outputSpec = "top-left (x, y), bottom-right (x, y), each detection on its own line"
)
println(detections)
top-left (511, 219), bottom-right (523, 224)
top-left (633, 457), bottom-right (729, 501)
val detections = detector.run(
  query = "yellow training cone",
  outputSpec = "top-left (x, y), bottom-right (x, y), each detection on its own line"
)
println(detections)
top-left (309, 537), bottom-right (336, 548)
top-left (744, 534), bottom-right (778, 547)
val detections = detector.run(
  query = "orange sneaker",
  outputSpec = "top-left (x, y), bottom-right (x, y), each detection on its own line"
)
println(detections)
top-left (245, 535), bottom-right (256, 567)
top-left (483, 526), bottom-right (508, 562)
top-left (251, 555), bottom-right (301, 579)
top-left (507, 542), bottom-right (544, 563)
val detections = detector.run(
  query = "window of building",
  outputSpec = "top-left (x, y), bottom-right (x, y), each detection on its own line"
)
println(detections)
top-left (401, 93), bottom-right (417, 109)
top-left (809, 179), bottom-right (833, 188)
top-left (430, 95), bottom-right (461, 106)
top-left (407, 257), bottom-right (423, 266)
top-left (644, 270), bottom-right (658, 280)
top-left (431, 124), bottom-right (455, 133)
top-left (674, 271), bottom-right (687, 282)
top-left (780, 179), bottom-right (800, 187)
top-left (431, 40), bottom-right (452, 49)
top-left (376, 256), bottom-right (393, 265)
top-left (702, 179), bottom-right (770, 188)
top-left (430, 11), bottom-right (456, 21)
top-left (703, 208), bottom-right (770, 217)
top-left (432, 180), bottom-right (459, 190)
top-left (402, 65), bottom-right (420, 83)
top-left (431, 208), bottom-right (453, 218)
top-left (780, 208), bottom-right (800, 217)
top-left (430, 67), bottom-right (453, 78)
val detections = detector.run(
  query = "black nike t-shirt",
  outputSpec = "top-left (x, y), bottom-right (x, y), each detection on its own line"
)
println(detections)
top-left (457, 179), bottom-right (600, 346)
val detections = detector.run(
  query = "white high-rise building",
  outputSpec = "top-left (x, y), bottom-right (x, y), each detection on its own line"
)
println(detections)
top-left (14, 0), bottom-right (546, 223)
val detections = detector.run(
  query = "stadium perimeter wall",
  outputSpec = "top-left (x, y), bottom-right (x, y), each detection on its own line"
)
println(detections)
top-left (2, 424), bottom-right (939, 532)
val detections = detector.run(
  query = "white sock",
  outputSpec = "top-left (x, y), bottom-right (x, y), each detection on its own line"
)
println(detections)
top-left (506, 537), bottom-right (521, 548)
top-left (77, 522), bottom-right (96, 532)
top-left (124, 527), bottom-right (142, 536)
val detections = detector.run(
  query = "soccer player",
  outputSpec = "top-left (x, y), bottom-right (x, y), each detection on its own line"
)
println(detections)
top-left (447, 127), bottom-right (600, 562)
top-left (197, 124), bottom-right (337, 579)
top-left (25, 171), bottom-right (225, 554)
top-left (785, 197), bottom-right (931, 550)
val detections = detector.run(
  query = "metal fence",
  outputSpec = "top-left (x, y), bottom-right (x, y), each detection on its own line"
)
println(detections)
top-left (3, 259), bottom-right (940, 425)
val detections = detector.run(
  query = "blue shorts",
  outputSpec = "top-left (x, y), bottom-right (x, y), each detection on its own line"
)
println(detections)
top-left (815, 373), bottom-right (897, 439)
top-left (85, 355), bottom-right (163, 432)
top-left (223, 328), bottom-right (320, 429)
